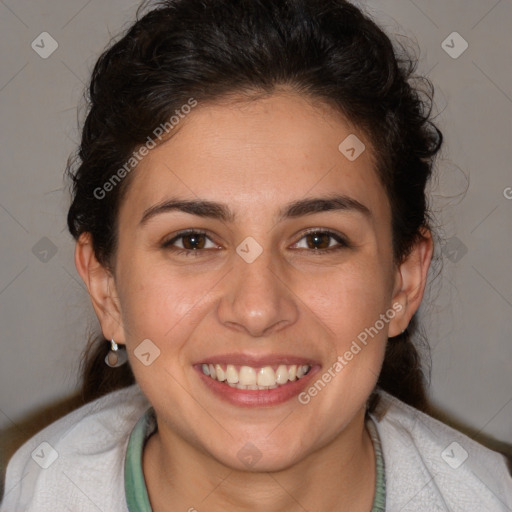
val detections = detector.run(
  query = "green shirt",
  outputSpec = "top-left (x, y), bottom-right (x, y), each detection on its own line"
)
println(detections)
top-left (124, 408), bottom-right (386, 511)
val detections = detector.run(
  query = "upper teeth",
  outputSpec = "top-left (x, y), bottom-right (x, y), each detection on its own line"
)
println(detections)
top-left (201, 363), bottom-right (311, 389)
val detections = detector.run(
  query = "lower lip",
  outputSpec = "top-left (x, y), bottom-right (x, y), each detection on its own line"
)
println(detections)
top-left (195, 365), bottom-right (320, 407)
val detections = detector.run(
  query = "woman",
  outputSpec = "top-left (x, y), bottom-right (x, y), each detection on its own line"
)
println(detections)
top-left (1, 0), bottom-right (511, 510)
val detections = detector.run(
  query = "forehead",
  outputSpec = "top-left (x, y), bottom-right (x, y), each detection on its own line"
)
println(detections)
top-left (119, 92), bottom-right (390, 225)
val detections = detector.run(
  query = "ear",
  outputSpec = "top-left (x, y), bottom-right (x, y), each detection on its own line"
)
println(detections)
top-left (388, 228), bottom-right (433, 337)
top-left (74, 233), bottom-right (126, 345)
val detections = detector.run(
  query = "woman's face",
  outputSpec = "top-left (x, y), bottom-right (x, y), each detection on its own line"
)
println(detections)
top-left (111, 91), bottom-right (405, 470)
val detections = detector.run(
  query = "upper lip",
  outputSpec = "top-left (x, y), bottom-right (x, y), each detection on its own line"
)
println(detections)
top-left (195, 353), bottom-right (318, 367)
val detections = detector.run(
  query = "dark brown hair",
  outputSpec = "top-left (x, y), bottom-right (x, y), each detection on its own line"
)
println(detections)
top-left (67, 0), bottom-right (442, 412)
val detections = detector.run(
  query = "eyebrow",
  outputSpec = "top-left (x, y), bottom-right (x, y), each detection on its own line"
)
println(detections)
top-left (139, 194), bottom-right (372, 226)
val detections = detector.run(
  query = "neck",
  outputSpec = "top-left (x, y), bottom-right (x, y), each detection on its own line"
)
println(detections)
top-left (143, 409), bottom-right (376, 512)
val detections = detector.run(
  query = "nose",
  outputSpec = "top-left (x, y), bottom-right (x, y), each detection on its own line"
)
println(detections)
top-left (216, 246), bottom-right (299, 337)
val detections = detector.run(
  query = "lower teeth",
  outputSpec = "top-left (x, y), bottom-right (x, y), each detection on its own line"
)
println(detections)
top-left (218, 372), bottom-right (310, 390)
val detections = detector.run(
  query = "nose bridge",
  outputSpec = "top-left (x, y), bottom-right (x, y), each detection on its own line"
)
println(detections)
top-left (217, 238), bottom-right (298, 336)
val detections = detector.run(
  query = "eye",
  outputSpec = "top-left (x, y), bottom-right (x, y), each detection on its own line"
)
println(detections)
top-left (162, 229), bottom-right (219, 255)
top-left (162, 228), bottom-right (350, 257)
top-left (292, 229), bottom-right (349, 253)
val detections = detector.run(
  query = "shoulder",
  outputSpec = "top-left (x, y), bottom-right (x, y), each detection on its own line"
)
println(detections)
top-left (370, 389), bottom-right (512, 512)
top-left (0, 384), bottom-right (150, 512)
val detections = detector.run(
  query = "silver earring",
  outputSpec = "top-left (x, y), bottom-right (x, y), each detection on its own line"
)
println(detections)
top-left (105, 339), bottom-right (128, 367)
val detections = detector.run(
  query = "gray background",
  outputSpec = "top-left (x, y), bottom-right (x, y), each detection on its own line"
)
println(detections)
top-left (1, 0), bottom-right (511, 460)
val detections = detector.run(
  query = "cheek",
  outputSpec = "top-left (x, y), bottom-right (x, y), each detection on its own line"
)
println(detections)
top-left (300, 257), bottom-right (393, 341)
top-left (116, 256), bottom-right (207, 346)
top-left (116, 264), bottom-right (212, 394)
top-left (296, 262), bottom-right (391, 416)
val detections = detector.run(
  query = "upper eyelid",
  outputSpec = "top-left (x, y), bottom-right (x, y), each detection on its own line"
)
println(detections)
top-left (298, 227), bottom-right (346, 239)
top-left (292, 229), bottom-right (349, 249)
top-left (163, 229), bottom-right (215, 247)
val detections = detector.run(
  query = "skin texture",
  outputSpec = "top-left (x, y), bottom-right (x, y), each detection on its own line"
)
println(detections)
top-left (76, 91), bottom-right (432, 511)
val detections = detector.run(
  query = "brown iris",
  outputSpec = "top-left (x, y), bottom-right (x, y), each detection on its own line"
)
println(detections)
top-left (181, 233), bottom-right (207, 250)
top-left (305, 232), bottom-right (331, 250)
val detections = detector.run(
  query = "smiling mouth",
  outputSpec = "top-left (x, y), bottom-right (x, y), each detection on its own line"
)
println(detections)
top-left (200, 363), bottom-right (312, 390)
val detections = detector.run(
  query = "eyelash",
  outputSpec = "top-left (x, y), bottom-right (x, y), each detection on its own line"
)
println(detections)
top-left (161, 228), bottom-right (350, 257)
